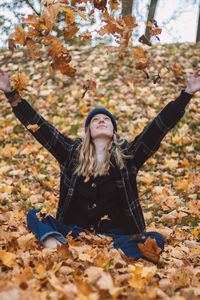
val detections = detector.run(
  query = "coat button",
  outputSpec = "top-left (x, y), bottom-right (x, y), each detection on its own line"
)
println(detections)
top-left (90, 225), bottom-right (94, 231)
top-left (92, 183), bottom-right (96, 188)
top-left (92, 203), bottom-right (97, 208)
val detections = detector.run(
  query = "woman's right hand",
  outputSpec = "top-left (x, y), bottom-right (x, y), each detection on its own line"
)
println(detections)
top-left (0, 69), bottom-right (12, 93)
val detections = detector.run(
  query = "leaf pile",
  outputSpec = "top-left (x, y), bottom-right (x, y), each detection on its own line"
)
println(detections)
top-left (0, 42), bottom-right (200, 299)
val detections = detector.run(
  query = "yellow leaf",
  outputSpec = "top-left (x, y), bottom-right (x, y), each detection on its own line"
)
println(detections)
top-left (37, 264), bottom-right (47, 279)
top-left (147, 158), bottom-right (157, 164)
top-left (165, 159), bottom-right (178, 170)
top-left (175, 180), bottom-right (189, 190)
top-left (171, 151), bottom-right (178, 157)
top-left (10, 74), bottom-right (28, 92)
top-left (140, 173), bottom-right (154, 184)
top-left (172, 134), bottom-right (182, 145)
top-left (27, 124), bottom-right (40, 132)
top-left (191, 228), bottom-right (200, 240)
top-left (100, 215), bottom-right (111, 221)
top-left (78, 11), bottom-right (87, 21)
top-left (0, 249), bottom-right (15, 268)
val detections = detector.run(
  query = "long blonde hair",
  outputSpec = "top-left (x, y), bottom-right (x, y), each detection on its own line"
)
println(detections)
top-left (75, 128), bottom-right (130, 178)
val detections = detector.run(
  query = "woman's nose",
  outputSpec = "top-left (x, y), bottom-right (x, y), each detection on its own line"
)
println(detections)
top-left (98, 119), bottom-right (105, 123)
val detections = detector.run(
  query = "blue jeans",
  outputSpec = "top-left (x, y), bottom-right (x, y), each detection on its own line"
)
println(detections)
top-left (27, 209), bottom-right (164, 260)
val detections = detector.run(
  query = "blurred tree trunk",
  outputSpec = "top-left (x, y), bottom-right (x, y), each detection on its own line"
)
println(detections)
top-left (196, 3), bottom-right (200, 42)
top-left (122, 0), bottom-right (134, 16)
top-left (145, 0), bottom-right (158, 41)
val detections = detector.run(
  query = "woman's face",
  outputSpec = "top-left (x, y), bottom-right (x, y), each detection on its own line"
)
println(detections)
top-left (90, 114), bottom-right (114, 140)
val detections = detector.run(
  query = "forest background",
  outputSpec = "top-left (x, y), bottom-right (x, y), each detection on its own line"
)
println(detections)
top-left (0, 0), bottom-right (200, 299)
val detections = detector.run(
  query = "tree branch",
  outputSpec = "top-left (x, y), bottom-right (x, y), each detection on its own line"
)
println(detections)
top-left (23, 0), bottom-right (40, 16)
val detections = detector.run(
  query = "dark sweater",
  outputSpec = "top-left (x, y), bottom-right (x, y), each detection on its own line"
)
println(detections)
top-left (65, 170), bottom-right (125, 233)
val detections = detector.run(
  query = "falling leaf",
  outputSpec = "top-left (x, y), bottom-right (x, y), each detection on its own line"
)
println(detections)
top-left (65, 8), bottom-right (75, 25)
top-left (63, 26), bottom-right (79, 41)
top-left (100, 215), bottom-right (111, 221)
top-left (8, 38), bottom-right (16, 51)
top-left (27, 124), bottom-right (40, 132)
top-left (11, 25), bottom-right (25, 45)
top-left (138, 34), bottom-right (152, 46)
top-left (10, 74), bottom-right (29, 92)
top-left (78, 11), bottom-right (87, 21)
top-left (149, 27), bottom-right (162, 36)
top-left (94, 0), bottom-right (107, 11)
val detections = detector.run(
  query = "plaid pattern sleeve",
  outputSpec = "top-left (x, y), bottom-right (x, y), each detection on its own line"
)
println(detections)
top-left (12, 98), bottom-right (75, 164)
top-left (126, 90), bottom-right (193, 170)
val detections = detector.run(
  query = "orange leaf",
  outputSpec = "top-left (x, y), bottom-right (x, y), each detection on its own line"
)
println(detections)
top-left (133, 46), bottom-right (147, 59)
top-left (174, 180), bottom-right (189, 190)
top-left (11, 25), bottom-right (25, 45)
top-left (78, 11), bottom-right (87, 21)
top-left (109, 0), bottom-right (120, 11)
top-left (146, 21), bottom-right (154, 27)
top-left (149, 27), bottom-right (162, 36)
top-left (65, 8), bottom-right (75, 25)
top-left (10, 74), bottom-right (28, 92)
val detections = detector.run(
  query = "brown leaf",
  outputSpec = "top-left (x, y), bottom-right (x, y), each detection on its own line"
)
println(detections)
top-left (171, 62), bottom-right (182, 76)
top-left (138, 34), bottom-right (152, 46)
top-left (8, 38), bottom-right (16, 51)
top-left (60, 64), bottom-right (76, 77)
top-left (138, 237), bottom-right (162, 263)
top-left (94, 0), bottom-right (107, 11)
top-left (63, 26), bottom-right (79, 41)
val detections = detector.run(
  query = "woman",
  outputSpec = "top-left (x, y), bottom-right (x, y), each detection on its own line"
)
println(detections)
top-left (0, 69), bottom-right (199, 260)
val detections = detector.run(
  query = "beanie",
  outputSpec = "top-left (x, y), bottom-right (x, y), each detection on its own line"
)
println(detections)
top-left (85, 108), bottom-right (117, 132)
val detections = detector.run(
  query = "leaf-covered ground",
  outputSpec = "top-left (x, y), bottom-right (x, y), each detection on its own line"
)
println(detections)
top-left (0, 42), bottom-right (200, 299)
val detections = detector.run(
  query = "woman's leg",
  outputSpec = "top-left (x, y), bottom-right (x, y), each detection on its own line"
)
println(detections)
top-left (27, 209), bottom-right (69, 246)
top-left (106, 231), bottom-right (165, 260)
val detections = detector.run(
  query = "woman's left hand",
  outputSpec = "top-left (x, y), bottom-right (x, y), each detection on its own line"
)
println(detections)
top-left (185, 69), bottom-right (200, 95)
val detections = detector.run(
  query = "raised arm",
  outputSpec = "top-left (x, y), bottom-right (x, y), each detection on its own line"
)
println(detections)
top-left (126, 69), bottom-right (200, 170)
top-left (0, 69), bottom-right (75, 165)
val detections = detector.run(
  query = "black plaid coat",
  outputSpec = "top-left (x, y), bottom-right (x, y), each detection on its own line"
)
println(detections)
top-left (12, 90), bottom-right (192, 234)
